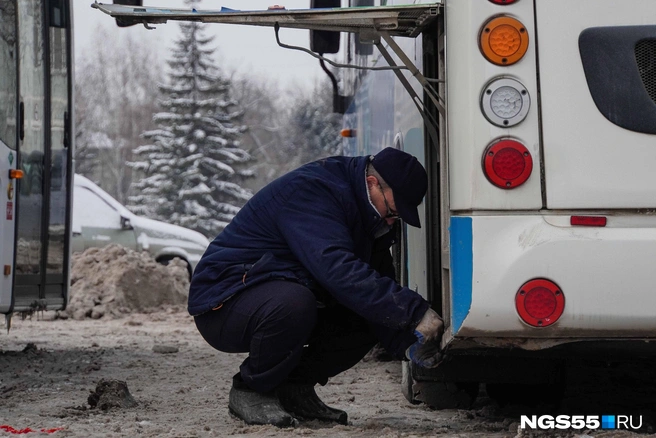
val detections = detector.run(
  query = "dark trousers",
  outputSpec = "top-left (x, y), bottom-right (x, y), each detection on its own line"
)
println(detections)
top-left (194, 280), bottom-right (416, 393)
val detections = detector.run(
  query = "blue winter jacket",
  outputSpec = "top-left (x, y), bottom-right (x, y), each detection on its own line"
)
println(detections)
top-left (188, 155), bottom-right (430, 331)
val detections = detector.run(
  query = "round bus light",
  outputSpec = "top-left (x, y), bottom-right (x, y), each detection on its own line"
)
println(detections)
top-left (488, 0), bottom-right (518, 3)
top-left (516, 279), bottom-right (565, 327)
top-left (482, 139), bottom-right (532, 189)
top-left (481, 77), bottom-right (530, 127)
top-left (480, 16), bottom-right (529, 66)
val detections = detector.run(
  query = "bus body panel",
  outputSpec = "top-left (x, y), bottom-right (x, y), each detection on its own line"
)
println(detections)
top-left (446, 0), bottom-right (542, 211)
top-left (536, 0), bottom-right (656, 209)
top-left (449, 214), bottom-right (656, 341)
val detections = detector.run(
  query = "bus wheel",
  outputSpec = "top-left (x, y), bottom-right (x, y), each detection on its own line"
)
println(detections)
top-left (413, 381), bottom-right (480, 410)
top-left (401, 360), bottom-right (421, 404)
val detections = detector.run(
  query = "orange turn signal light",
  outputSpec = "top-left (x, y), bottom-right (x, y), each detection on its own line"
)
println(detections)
top-left (4, 265), bottom-right (11, 276)
top-left (340, 129), bottom-right (357, 138)
top-left (480, 16), bottom-right (529, 66)
top-left (8, 169), bottom-right (24, 179)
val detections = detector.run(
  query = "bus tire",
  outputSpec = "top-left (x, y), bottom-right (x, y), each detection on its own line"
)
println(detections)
top-left (401, 360), bottom-right (421, 405)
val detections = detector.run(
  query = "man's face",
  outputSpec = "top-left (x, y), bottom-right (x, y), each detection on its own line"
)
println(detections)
top-left (370, 178), bottom-right (400, 226)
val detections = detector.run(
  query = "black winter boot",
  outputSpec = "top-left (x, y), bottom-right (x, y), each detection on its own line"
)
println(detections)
top-left (276, 383), bottom-right (348, 425)
top-left (228, 373), bottom-right (297, 428)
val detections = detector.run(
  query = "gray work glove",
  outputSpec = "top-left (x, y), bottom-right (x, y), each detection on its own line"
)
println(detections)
top-left (406, 308), bottom-right (445, 369)
top-left (414, 308), bottom-right (444, 343)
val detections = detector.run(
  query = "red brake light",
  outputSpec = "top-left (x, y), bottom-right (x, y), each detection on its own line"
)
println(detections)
top-left (571, 216), bottom-right (607, 227)
top-left (488, 0), bottom-right (518, 4)
top-left (516, 279), bottom-right (565, 327)
top-left (482, 139), bottom-right (533, 189)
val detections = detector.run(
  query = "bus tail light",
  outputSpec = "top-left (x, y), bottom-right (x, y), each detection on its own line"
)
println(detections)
top-left (482, 139), bottom-right (532, 189)
top-left (481, 77), bottom-right (530, 127)
top-left (516, 279), bottom-right (565, 327)
top-left (488, 0), bottom-right (518, 4)
top-left (480, 16), bottom-right (529, 66)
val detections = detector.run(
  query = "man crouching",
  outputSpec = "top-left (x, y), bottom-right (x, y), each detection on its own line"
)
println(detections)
top-left (189, 148), bottom-right (444, 427)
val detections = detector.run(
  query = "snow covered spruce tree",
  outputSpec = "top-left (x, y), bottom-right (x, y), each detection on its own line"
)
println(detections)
top-left (286, 79), bottom-right (343, 169)
top-left (129, 14), bottom-right (253, 238)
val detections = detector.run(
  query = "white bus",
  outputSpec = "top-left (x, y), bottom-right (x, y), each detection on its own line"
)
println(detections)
top-left (94, 0), bottom-right (656, 408)
top-left (0, 0), bottom-right (74, 323)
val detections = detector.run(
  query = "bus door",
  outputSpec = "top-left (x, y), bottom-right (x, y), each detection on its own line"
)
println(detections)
top-left (0, 0), bottom-right (19, 313)
top-left (12, 0), bottom-right (72, 313)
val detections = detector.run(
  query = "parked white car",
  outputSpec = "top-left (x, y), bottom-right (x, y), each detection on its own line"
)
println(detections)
top-left (72, 174), bottom-right (210, 277)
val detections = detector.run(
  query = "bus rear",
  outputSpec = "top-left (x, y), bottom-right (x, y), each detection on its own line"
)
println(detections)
top-left (406, 0), bottom-right (656, 406)
top-left (445, 0), bottom-right (656, 347)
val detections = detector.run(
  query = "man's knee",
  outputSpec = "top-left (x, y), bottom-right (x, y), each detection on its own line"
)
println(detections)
top-left (260, 281), bottom-right (318, 334)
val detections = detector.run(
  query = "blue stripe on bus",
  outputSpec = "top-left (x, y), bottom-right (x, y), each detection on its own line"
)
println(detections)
top-left (450, 216), bottom-right (473, 335)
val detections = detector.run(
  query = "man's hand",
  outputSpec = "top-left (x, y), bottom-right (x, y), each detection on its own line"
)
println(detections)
top-left (406, 308), bottom-right (445, 368)
top-left (414, 308), bottom-right (444, 344)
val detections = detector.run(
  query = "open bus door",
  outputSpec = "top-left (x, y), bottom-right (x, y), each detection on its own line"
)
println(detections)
top-left (1, 0), bottom-right (74, 319)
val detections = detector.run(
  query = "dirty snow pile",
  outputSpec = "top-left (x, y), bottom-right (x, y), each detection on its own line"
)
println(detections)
top-left (61, 244), bottom-right (189, 320)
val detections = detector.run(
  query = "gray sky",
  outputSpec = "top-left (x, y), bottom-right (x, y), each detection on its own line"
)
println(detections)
top-left (74, 1), bottom-right (329, 90)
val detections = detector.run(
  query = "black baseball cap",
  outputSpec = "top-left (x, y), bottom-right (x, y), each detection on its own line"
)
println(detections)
top-left (371, 148), bottom-right (428, 228)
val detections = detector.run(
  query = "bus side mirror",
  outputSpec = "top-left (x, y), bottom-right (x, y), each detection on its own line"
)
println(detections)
top-left (310, 0), bottom-right (340, 54)
top-left (112, 0), bottom-right (144, 27)
top-left (311, 30), bottom-right (340, 54)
